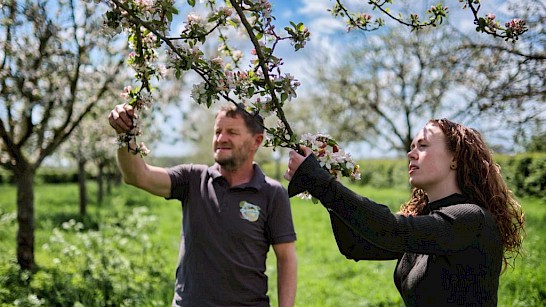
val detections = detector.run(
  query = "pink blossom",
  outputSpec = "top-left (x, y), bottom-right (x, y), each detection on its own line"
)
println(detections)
top-left (120, 85), bottom-right (132, 99)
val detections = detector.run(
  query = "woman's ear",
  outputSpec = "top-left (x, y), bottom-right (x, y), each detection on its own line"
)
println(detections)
top-left (450, 158), bottom-right (457, 170)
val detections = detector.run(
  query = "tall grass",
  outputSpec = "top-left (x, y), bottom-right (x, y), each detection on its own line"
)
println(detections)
top-left (0, 183), bottom-right (544, 306)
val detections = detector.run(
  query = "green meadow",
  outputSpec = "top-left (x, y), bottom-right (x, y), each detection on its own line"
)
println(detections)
top-left (0, 183), bottom-right (544, 306)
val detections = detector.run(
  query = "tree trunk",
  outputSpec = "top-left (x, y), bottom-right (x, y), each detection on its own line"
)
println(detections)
top-left (16, 167), bottom-right (36, 271)
top-left (275, 155), bottom-right (281, 181)
top-left (78, 159), bottom-right (87, 216)
top-left (97, 161), bottom-right (104, 206)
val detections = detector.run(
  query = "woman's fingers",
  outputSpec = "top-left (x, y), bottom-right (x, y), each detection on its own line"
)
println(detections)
top-left (285, 147), bottom-right (312, 181)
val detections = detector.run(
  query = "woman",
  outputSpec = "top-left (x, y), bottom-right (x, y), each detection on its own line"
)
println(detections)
top-left (285, 119), bottom-right (524, 306)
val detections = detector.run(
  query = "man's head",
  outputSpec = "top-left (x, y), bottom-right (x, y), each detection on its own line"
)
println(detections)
top-left (212, 105), bottom-right (264, 171)
top-left (219, 104), bottom-right (265, 135)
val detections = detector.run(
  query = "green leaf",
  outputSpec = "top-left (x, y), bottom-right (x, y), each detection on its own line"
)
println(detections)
top-left (188, 0), bottom-right (196, 7)
top-left (228, 19), bottom-right (237, 28)
top-left (209, 15), bottom-right (218, 23)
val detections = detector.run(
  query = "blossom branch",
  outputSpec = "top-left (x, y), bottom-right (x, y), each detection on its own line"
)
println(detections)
top-left (464, 0), bottom-right (527, 42)
top-left (229, 0), bottom-right (297, 149)
top-left (332, 0), bottom-right (526, 42)
top-left (102, 0), bottom-right (359, 183)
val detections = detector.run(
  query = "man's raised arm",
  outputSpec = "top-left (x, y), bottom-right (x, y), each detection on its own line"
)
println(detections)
top-left (108, 104), bottom-right (171, 198)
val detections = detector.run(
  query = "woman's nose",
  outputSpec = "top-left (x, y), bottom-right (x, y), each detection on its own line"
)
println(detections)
top-left (407, 148), bottom-right (417, 160)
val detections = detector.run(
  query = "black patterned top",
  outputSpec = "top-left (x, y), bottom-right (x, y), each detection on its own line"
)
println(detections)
top-left (288, 155), bottom-right (502, 306)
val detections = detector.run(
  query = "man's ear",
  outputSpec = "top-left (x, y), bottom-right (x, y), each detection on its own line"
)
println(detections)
top-left (253, 133), bottom-right (264, 149)
top-left (254, 133), bottom-right (264, 147)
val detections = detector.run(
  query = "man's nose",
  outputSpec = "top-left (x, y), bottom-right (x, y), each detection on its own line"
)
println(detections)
top-left (216, 131), bottom-right (228, 142)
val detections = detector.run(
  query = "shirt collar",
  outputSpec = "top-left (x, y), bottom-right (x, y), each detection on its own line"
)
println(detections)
top-left (427, 193), bottom-right (472, 211)
top-left (208, 163), bottom-right (266, 191)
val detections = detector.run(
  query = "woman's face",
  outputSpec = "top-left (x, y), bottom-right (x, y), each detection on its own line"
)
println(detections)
top-left (407, 123), bottom-right (457, 194)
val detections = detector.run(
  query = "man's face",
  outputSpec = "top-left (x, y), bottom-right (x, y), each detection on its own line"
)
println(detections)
top-left (212, 111), bottom-right (262, 171)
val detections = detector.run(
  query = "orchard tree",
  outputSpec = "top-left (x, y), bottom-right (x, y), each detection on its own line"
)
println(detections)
top-left (62, 62), bottom-right (186, 212)
top-left (307, 26), bottom-right (543, 155)
top-left (0, 0), bottom-right (126, 270)
top-left (308, 28), bottom-right (464, 154)
top-left (451, 0), bottom-right (545, 143)
top-left (62, 114), bottom-right (117, 215)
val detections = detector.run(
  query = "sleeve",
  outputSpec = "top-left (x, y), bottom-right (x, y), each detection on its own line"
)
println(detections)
top-left (165, 164), bottom-right (193, 201)
top-left (288, 155), bottom-right (485, 255)
top-left (267, 184), bottom-right (297, 245)
top-left (329, 211), bottom-right (402, 260)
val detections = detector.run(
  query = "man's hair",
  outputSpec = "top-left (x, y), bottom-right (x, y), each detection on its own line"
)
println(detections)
top-left (218, 104), bottom-right (264, 135)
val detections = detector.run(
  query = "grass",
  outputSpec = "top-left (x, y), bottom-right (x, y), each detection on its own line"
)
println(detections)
top-left (0, 183), bottom-right (544, 306)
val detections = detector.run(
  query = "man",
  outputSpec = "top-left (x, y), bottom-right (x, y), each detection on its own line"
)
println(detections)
top-left (108, 103), bottom-right (297, 306)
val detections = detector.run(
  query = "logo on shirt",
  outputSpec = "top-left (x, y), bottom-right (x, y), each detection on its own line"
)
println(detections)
top-left (239, 201), bottom-right (260, 222)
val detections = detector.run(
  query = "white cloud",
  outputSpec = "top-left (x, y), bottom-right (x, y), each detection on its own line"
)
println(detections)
top-left (297, 0), bottom-right (345, 37)
top-left (307, 16), bottom-right (346, 36)
top-left (298, 0), bottom-right (331, 15)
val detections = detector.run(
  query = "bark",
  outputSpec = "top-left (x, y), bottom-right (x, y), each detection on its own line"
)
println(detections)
top-left (97, 161), bottom-right (104, 206)
top-left (78, 159), bottom-right (87, 216)
top-left (15, 166), bottom-right (36, 271)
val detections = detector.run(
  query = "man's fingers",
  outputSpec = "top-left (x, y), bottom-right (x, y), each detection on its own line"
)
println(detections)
top-left (108, 104), bottom-right (136, 134)
top-left (117, 104), bottom-right (135, 128)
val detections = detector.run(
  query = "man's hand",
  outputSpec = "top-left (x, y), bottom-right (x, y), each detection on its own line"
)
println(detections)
top-left (108, 103), bottom-right (136, 134)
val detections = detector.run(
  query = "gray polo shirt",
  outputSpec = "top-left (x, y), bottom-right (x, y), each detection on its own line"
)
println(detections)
top-left (167, 163), bottom-right (296, 307)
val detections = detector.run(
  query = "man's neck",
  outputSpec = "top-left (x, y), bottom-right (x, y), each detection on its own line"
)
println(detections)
top-left (220, 162), bottom-right (255, 187)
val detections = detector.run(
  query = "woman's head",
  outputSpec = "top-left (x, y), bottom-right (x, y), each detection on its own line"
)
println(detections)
top-left (407, 121), bottom-right (461, 201)
top-left (433, 118), bottom-right (496, 204)
top-left (402, 118), bottom-right (525, 269)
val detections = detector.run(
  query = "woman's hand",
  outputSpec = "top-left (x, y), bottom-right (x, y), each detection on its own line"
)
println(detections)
top-left (284, 146), bottom-right (313, 181)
